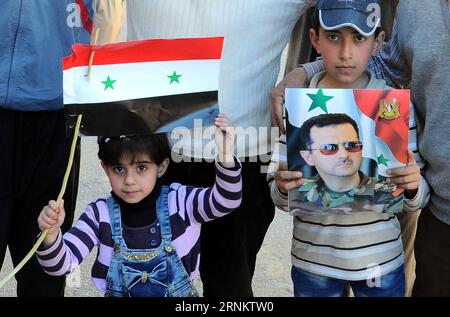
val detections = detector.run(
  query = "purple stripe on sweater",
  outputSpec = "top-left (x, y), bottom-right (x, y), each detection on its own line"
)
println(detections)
top-left (216, 177), bottom-right (242, 194)
top-left (65, 232), bottom-right (91, 259)
top-left (48, 254), bottom-right (74, 276)
top-left (172, 223), bottom-right (201, 258)
top-left (210, 188), bottom-right (232, 216)
top-left (96, 245), bottom-right (113, 267)
top-left (64, 239), bottom-right (84, 264)
top-left (69, 227), bottom-right (96, 251)
top-left (95, 200), bottom-right (111, 224)
top-left (181, 188), bottom-right (197, 226)
top-left (38, 233), bottom-right (66, 268)
top-left (183, 186), bottom-right (195, 224)
top-left (38, 233), bottom-right (64, 261)
top-left (37, 230), bottom-right (63, 256)
top-left (189, 188), bottom-right (208, 223)
top-left (89, 202), bottom-right (100, 222)
top-left (214, 180), bottom-right (242, 200)
top-left (43, 252), bottom-right (67, 273)
top-left (215, 165), bottom-right (241, 184)
top-left (215, 160), bottom-right (241, 177)
top-left (78, 212), bottom-right (100, 239)
top-left (212, 187), bottom-right (241, 211)
top-left (201, 187), bottom-right (219, 220)
top-left (92, 277), bottom-right (107, 293)
top-left (179, 236), bottom-right (201, 278)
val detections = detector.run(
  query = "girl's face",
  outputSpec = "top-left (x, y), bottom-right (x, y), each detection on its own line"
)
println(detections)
top-left (102, 154), bottom-right (169, 204)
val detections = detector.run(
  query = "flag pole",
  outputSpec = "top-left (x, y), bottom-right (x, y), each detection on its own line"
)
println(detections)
top-left (87, 28), bottom-right (100, 80)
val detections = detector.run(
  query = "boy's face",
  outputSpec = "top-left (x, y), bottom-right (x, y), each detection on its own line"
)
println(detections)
top-left (309, 26), bottom-right (384, 88)
top-left (102, 154), bottom-right (169, 204)
top-left (300, 123), bottom-right (362, 182)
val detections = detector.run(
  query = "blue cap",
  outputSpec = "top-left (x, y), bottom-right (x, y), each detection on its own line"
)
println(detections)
top-left (317, 0), bottom-right (381, 36)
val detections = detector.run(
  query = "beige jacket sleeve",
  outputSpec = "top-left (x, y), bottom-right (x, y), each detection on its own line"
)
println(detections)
top-left (93, 0), bottom-right (125, 44)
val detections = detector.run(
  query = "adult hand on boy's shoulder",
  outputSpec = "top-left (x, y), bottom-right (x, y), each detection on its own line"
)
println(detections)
top-left (270, 67), bottom-right (308, 134)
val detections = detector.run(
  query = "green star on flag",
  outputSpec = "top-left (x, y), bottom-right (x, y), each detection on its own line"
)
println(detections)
top-left (168, 71), bottom-right (182, 84)
top-left (307, 89), bottom-right (334, 113)
top-left (377, 154), bottom-right (390, 167)
top-left (101, 76), bottom-right (116, 90)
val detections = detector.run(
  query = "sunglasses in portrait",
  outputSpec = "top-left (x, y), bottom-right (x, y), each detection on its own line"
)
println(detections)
top-left (307, 141), bottom-right (363, 155)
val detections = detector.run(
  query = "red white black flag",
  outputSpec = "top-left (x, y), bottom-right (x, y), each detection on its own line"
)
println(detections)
top-left (63, 37), bottom-right (223, 136)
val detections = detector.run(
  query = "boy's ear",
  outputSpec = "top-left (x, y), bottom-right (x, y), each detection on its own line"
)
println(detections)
top-left (157, 158), bottom-right (170, 177)
top-left (372, 30), bottom-right (386, 56)
top-left (300, 150), bottom-right (315, 167)
top-left (309, 28), bottom-right (321, 54)
top-left (100, 161), bottom-right (107, 172)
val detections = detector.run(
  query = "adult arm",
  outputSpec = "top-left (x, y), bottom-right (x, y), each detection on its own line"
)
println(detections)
top-left (92, 0), bottom-right (125, 44)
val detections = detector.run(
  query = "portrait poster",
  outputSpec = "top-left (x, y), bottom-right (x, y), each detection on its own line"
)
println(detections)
top-left (285, 88), bottom-right (411, 215)
top-left (63, 37), bottom-right (223, 136)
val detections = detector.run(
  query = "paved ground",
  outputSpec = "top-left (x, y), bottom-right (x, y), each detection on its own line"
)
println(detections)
top-left (0, 46), bottom-right (293, 297)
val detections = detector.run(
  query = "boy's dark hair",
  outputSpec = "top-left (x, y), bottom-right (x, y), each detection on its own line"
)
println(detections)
top-left (298, 113), bottom-right (359, 150)
top-left (98, 134), bottom-right (171, 166)
top-left (309, 6), bottom-right (381, 37)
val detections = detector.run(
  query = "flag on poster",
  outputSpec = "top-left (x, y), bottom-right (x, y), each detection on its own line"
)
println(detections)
top-left (63, 37), bottom-right (223, 136)
top-left (285, 88), bottom-right (410, 178)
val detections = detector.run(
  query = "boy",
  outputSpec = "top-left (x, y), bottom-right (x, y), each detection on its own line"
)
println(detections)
top-left (267, 0), bottom-right (429, 296)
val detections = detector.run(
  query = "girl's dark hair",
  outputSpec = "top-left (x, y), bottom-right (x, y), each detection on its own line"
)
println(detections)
top-left (98, 134), bottom-right (171, 166)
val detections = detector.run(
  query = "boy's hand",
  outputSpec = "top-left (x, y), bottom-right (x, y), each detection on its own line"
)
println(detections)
top-left (386, 151), bottom-right (421, 199)
top-left (38, 200), bottom-right (66, 246)
top-left (214, 113), bottom-right (237, 167)
top-left (270, 67), bottom-right (308, 134)
top-left (274, 162), bottom-right (307, 194)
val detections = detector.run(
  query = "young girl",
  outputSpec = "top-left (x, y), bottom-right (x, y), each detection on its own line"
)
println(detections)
top-left (36, 114), bottom-right (241, 297)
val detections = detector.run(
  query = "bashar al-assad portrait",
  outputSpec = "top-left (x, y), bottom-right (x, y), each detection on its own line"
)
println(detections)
top-left (285, 89), bottom-right (411, 215)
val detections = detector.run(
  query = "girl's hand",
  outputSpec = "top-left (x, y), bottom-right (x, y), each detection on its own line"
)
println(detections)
top-left (37, 200), bottom-right (65, 246)
top-left (214, 113), bottom-right (237, 167)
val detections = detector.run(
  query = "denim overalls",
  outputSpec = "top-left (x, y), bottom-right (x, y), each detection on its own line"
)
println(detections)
top-left (105, 186), bottom-right (198, 297)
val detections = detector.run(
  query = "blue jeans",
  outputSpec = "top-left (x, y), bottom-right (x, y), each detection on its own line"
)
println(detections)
top-left (291, 265), bottom-right (405, 297)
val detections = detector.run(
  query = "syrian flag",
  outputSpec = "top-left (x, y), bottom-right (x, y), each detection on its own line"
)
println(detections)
top-left (63, 37), bottom-right (223, 136)
top-left (285, 88), bottom-right (410, 178)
